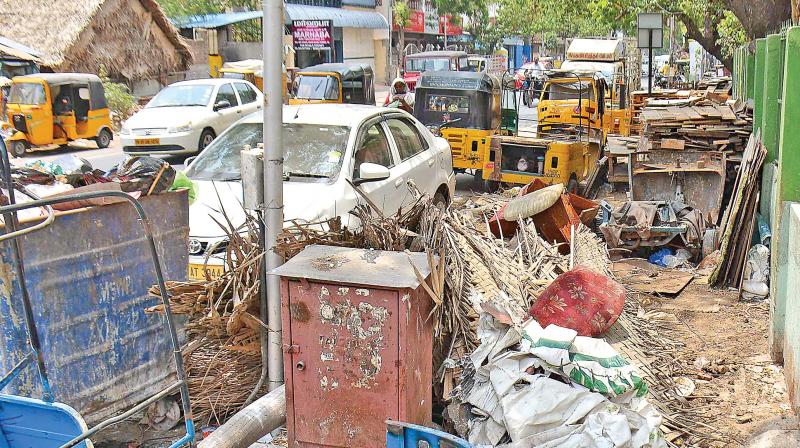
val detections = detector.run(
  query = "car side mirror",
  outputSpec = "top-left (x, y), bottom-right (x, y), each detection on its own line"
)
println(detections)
top-left (214, 100), bottom-right (231, 111)
top-left (185, 156), bottom-right (197, 166)
top-left (354, 162), bottom-right (390, 186)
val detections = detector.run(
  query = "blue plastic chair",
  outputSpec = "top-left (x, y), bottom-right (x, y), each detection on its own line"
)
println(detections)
top-left (0, 394), bottom-right (90, 447)
top-left (386, 420), bottom-right (472, 448)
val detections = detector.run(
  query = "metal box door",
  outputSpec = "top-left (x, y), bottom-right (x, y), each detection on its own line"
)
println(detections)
top-left (287, 281), bottom-right (400, 447)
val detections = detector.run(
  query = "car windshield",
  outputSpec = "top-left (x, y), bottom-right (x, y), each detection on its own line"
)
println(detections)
top-left (147, 84), bottom-right (214, 108)
top-left (295, 75), bottom-right (340, 100)
top-left (405, 58), bottom-right (451, 72)
top-left (8, 82), bottom-right (46, 105)
top-left (185, 122), bottom-right (351, 182)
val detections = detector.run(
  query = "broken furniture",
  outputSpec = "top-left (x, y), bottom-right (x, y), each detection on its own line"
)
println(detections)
top-left (273, 245), bottom-right (435, 448)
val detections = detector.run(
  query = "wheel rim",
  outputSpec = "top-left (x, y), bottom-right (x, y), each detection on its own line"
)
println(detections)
top-left (202, 133), bottom-right (214, 148)
top-left (12, 142), bottom-right (25, 155)
top-left (99, 132), bottom-right (110, 147)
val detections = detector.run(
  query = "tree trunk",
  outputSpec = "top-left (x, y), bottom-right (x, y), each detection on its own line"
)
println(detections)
top-left (792, 0), bottom-right (800, 24)
top-left (679, 11), bottom-right (733, 70)
top-left (727, 0), bottom-right (793, 38)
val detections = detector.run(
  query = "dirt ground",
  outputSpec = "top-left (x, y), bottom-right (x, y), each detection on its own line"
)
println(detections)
top-left (648, 281), bottom-right (797, 447)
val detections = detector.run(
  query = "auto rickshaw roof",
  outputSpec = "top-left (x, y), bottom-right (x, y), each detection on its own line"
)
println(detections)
top-left (298, 63), bottom-right (373, 81)
top-left (417, 70), bottom-right (498, 92)
top-left (14, 72), bottom-right (102, 86)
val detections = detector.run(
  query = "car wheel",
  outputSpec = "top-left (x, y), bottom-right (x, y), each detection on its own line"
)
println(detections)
top-left (95, 129), bottom-right (112, 149)
top-left (9, 140), bottom-right (28, 157)
top-left (198, 129), bottom-right (216, 151)
top-left (433, 190), bottom-right (448, 209)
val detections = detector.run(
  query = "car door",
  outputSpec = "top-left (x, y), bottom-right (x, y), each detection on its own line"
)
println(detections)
top-left (384, 115), bottom-right (439, 201)
top-left (213, 82), bottom-right (241, 131)
top-left (350, 118), bottom-right (404, 216)
top-left (234, 82), bottom-right (262, 116)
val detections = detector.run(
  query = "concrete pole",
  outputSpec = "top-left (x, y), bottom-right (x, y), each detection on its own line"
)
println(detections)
top-left (197, 385), bottom-right (286, 448)
top-left (263, 0), bottom-right (285, 392)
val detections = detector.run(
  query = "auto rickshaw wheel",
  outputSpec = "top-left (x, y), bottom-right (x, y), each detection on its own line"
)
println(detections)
top-left (9, 140), bottom-right (28, 157)
top-left (567, 176), bottom-right (579, 195)
top-left (95, 129), bottom-right (113, 149)
top-left (483, 179), bottom-right (500, 193)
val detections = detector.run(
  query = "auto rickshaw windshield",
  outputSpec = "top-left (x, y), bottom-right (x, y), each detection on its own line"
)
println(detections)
top-left (8, 82), bottom-right (46, 105)
top-left (295, 75), bottom-right (340, 101)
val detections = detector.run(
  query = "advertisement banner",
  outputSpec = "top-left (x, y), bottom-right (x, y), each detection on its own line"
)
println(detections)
top-left (440, 15), bottom-right (462, 35)
top-left (393, 10), bottom-right (425, 33)
top-left (292, 19), bottom-right (333, 50)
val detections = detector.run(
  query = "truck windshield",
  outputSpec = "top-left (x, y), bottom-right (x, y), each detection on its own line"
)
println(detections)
top-left (8, 82), bottom-right (46, 105)
top-left (543, 81), bottom-right (596, 102)
top-left (405, 58), bottom-right (451, 72)
top-left (147, 84), bottom-right (214, 108)
top-left (295, 75), bottom-right (340, 101)
top-left (185, 122), bottom-right (351, 182)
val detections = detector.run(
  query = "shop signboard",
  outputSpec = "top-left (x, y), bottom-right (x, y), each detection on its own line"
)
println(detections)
top-left (292, 19), bottom-right (333, 50)
top-left (393, 10), bottom-right (425, 33)
top-left (440, 15), bottom-right (462, 35)
top-left (424, 9), bottom-right (439, 34)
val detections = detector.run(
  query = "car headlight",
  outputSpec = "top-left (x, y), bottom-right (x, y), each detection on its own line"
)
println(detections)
top-left (169, 123), bottom-right (192, 133)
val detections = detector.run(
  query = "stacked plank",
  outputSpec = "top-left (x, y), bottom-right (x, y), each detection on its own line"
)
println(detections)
top-left (697, 76), bottom-right (733, 103)
top-left (630, 90), bottom-right (694, 134)
top-left (710, 132), bottom-right (767, 288)
top-left (638, 100), bottom-right (752, 152)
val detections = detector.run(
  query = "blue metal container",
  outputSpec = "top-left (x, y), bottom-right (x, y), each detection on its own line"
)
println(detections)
top-left (0, 191), bottom-right (188, 425)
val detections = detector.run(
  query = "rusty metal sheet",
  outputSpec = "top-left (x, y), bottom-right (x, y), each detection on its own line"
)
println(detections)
top-left (631, 151), bottom-right (725, 222)
top-left (286, 280), bottom-right (399, 447)
top-left (0, 191), bottom-right (188, 425)
top-left (272, 245), bottom-right (431, 289)
top-left (611, 258), bottom-right (694, 295)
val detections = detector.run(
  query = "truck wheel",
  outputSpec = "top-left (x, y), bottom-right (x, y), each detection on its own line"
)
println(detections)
top-left (95, 129), bottom-right (113, 149)
top-left (9, 140), bottom-right (28, 157)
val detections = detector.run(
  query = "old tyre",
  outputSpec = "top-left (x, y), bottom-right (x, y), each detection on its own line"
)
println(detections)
top-left (9, 140), bottom-right (28, 157)
top-left (198, 129), bottom-right (216, 151)
top-left (95, 128), bottom-right (113, 148)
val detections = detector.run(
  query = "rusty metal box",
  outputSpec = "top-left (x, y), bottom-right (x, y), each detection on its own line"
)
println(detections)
top-left (274, 245), bottom-right (435, 448)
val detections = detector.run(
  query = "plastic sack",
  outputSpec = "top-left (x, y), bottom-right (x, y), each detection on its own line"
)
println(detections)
top-left (648, 247), bottom-right (673, 267)
top-left (109, 156), bottom-right (176, 195)
top-left (170, 171), bottom-right (197, 205)
top-left (503, 183), bottom-right (564, 221)
top-left (741, 244), bottom-right (770, 300)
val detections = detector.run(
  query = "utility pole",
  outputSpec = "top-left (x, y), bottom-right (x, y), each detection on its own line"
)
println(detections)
top-left (263, 0), bottom-right (284, 392)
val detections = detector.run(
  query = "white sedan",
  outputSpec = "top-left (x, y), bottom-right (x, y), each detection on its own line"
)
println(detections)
top-left (120, 78), bottom-right (263, 155)
top-left (183, 104), bottom-right (456, 279)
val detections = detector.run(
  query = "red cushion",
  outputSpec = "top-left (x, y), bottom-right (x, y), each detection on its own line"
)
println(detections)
top-left (528, 267), bottom-right (625, 337)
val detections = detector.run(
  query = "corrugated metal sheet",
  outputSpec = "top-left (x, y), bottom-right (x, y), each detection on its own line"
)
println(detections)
top-left (173, 7), bottom-right (388, 30)
top-left (172, 10), bottom-right (263, 29)
top-left (0, 191), bottom-right (189, 425)
top-left (285, 4), bottom-right (388, 29)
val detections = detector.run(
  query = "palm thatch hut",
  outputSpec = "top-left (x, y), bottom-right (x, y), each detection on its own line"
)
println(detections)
top-left (0, 0), bottom-right (192, 91)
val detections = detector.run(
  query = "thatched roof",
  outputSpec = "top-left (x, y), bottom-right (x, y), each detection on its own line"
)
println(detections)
top-left (0, 0), bottom-right (192, 79)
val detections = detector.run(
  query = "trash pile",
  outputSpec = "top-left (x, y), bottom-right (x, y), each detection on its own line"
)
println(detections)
top-left (448, 313), bottom-right (663, 447)
top-left (1, 155), bottom-right (183, 222)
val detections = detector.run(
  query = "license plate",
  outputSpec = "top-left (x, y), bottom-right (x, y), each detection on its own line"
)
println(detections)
top-left (135, 138), bottom-right (160, 145)
top-left (188, 263), bottom-right (224, 280)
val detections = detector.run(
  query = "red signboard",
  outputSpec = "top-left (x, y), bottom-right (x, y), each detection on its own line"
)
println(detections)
top-left (440, 15), bottom-right (462, 35)
top-left (393, 10), bottom-right (425, 33)
top-left (292, 19), bottom-right (333, 50)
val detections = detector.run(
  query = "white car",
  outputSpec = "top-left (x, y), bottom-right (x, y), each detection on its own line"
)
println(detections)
top-left (183, 104), bottom-right (456, 279)
top-left (120, 78), bottom-right (263, 155)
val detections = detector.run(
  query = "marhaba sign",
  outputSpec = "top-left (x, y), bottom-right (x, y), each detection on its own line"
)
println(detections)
top-left (292, 19), bottom-right (333, 50)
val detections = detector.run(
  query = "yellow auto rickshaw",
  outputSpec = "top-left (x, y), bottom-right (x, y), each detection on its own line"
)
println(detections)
top-left (5, 73), bottom-right (113, 156)
top-left (290, 63), bottom-right (375, 105)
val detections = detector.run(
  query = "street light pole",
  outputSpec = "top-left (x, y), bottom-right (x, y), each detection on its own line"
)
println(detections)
top-left (263, 0), bottom-right (285, 392)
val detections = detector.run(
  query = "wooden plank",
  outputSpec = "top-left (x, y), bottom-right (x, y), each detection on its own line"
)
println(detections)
top-left (661, 139), bottom-right (686, 150)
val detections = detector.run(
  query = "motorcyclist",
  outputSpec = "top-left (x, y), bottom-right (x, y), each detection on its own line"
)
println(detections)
top-left (383, 78), bottom-right (414, 113)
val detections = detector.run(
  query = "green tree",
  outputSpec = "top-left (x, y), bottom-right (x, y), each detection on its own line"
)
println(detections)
top-left (393, 0), bottom-right (412, 71)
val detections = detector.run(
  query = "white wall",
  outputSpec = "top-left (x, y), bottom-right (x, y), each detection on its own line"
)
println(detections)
top-left (343, 28), bottom-right (377, 69)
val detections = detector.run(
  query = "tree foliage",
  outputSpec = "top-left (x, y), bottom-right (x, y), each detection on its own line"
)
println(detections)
top-left (159, 0), bottom-right (260, 17)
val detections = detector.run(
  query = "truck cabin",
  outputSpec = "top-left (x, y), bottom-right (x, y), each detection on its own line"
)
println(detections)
top-left (538, 71), bottom-right (606, 130)
top-left (562, 38), bottom-right (627, 108)
top-left (402, 51), bottom-right (469, 90)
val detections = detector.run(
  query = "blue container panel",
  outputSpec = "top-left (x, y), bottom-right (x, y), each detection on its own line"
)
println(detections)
top-left (0, 191), bottom-right (189, 425)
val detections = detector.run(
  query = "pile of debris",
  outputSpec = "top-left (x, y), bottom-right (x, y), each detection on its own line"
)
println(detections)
top-left (638, 100), bottom-right (752, 152)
